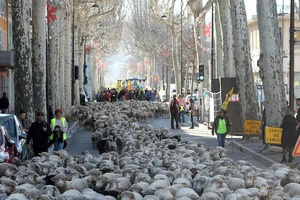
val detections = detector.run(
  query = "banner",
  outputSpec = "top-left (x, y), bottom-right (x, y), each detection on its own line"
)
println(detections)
top-left (221, 87), bottom-right (234, 110)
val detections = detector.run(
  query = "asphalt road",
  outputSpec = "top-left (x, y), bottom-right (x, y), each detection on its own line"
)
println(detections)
top-left (66, 117), bottom-right (269, 169)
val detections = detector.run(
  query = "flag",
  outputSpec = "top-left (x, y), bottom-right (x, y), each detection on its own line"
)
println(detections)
top-left (221, 87), bottom-right (234, 111)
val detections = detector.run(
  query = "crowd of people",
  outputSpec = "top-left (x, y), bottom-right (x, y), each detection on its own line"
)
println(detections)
top-left (95, 88), bottom-right (161, 102)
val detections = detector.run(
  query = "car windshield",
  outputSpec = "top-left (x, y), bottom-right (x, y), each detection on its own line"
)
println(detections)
top-left (0, 117), bottom-right (16, 137)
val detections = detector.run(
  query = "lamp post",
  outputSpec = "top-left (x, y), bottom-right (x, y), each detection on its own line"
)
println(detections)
top-left (290, 0), bottom-right (295, 111)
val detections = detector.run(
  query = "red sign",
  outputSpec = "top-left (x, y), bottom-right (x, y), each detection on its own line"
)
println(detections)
top-left (225, 94), bottom-right (239, 102)
top-left (293, 137), bottom-right (300, 156)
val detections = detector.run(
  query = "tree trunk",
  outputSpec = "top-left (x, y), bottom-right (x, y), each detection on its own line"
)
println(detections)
top-left (64, 14), bottom-right (71, 115)
top-left (219, 0), bottom-right (235, 77)
top-left (48, 0), bottom-right (60, 111)
top-left (215, 2), bottom-right (224, 78)
top-left (171, 27), bottom-right (181, 96)
top-left (12, 0), bottom-right (34, 121)
top-left (58, 8), bottom-right (65, 110)
top-left (32, 0), bottom-right (47, 116)
top-left (230, 0), bottom-right (258, 121)
top-left (257, 0), bottom-right (286, 126)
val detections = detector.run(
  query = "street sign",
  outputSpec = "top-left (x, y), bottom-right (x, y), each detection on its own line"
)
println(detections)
top-left (265, 126), bottom-right (282, 145)
top-left (243, 120), bottom-right (262, 135)
top-left (292, 137), bottom-right (300, 157)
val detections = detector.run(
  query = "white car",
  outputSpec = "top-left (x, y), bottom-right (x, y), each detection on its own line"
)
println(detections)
top-left (185, 94), bottom-right (199, 113)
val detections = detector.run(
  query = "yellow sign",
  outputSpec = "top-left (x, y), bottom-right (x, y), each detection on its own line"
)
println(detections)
top-left (265, 126), bottom-right (282, 145)
top-left (243, 120), bottom-right (262, 135)
top-left (222, 87), bottom-right (234, 111)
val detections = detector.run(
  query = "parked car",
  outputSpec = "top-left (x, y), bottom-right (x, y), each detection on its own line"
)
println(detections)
top-left (0, 114), bottom-right (27, 159)
top-left (185, 94), bottom-right (199, 113)
top-left (0, 125), bottom-right (18, 163)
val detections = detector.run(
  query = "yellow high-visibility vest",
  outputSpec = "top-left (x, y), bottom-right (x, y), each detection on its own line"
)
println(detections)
top-left (50, 117), bottom-right (67, 141)
top-left (180, 106), bottom-right (184, 111)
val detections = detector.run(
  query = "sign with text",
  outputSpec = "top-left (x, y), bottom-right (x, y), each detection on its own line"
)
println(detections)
top-left (265, 127), bottom-right (282, 145)
top-left (243, 120), bottom-right (262, 135)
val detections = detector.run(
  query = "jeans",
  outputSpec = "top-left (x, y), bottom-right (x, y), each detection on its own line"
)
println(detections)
top-left (190, 113), bottom-right (194, 127)
top-left (179, 110), bottom-right (185, 123)
top-left (54, 142), bottom-right (64, 151)
top-left (171, 113), bottom-right (179, 128)
top-left (217, 133), bottom-right (226, 148)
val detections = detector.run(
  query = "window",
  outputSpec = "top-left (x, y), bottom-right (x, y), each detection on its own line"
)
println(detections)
top-left (0, 29), bottom-right (2, 50)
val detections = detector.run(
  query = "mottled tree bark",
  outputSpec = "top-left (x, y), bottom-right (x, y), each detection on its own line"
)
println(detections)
top-left (219, 0), bottom-right (235, 77)
top-left (257, 0), bottom-right (285, 126)
top-left (48, 0), bottom-right (60, 112)
top-left (215, 2), bottom-right (224, 78)
top-left (12, 0), bottom-right (34, 121)
top-left (64, 14), bottom-right (71, 115)
top-left (171, 27), bottom-right (181, 96)
top-left (32, 0), bottom-right (47, 116)
top-left (58, 8), bottom-right (65, 111)
top-left (231, 0), bottom-right (258, 121)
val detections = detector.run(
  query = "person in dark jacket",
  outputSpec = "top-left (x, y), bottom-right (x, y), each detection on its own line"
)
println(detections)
top-left (169, 95), bottom-right (180, 129)
top-left (281, 108), bottom-right (298, 163)
top-left (26, 112), bottom-right (52, 156)
top-left (212, 109), bottom-right (231, 148)
top-left (0, 92), bottom-right (9, 113)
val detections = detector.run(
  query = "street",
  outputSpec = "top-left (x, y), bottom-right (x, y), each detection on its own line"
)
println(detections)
top-left (66, 117), bottom-right (269, 169)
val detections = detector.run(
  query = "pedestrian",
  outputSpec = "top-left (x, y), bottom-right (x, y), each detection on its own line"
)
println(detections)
top-left (212, 109), bottom-right (231, 148)
top-left (26, 112), bottom-right (52, 156)
top-left (177, 94), bottom-right (185, 124)
top-left (49, 108), bottom-right (68, 151)
top-left (260, 105), bottom-right (266, 145)
top-left (189, 98), bottom-right (197, 129)
top-left (18, 110), bottom-right (30, 133)
top-left (281, 108), bottom-right (298, 163)
top-left (296, 98), bottom-right (300, 134)
top-left (169, 95), bottom-right (180, 129)
top-left (0, 92), bottom-right (9, 113)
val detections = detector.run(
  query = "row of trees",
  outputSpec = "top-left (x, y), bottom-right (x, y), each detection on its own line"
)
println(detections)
top-left (126, 0), bottom-right (286, 127)
top-left (11, 0), bottom-right (122, 121)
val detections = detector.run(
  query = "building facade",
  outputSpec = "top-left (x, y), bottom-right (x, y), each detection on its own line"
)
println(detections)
top-left (248, 13), bottom-right (300, 104)
top-left (0, 0), bottom-right (14, 113)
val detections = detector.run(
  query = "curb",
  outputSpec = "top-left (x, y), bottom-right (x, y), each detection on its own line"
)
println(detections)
top-left (227, 140), bottom-right (277, 166)
top-left (194, 121), bottom-right (277, 166)
top-left (66, 120), bottom-right (79, 139)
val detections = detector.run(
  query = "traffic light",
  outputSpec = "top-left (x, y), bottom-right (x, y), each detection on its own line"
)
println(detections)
top-left (198, 65), bottom-right (204, 82)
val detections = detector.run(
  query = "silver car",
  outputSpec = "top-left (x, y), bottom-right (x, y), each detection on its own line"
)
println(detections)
top-left (0, 114), bottom-right (27, 159)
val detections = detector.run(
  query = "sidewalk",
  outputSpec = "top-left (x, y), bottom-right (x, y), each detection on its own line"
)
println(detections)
top-left (194, 120), bottom-right (300, 167)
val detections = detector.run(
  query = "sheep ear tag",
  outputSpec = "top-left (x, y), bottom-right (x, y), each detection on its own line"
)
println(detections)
top-left (292, 137), bottom-right (300, 157)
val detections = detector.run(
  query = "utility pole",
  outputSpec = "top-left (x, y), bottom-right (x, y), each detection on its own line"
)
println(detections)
top-left (290, 0), bottom-right (295, 111)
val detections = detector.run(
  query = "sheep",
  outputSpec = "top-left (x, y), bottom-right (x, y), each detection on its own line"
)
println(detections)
top-left (5, 193), bottom-right (28, 200)
top-left (0, 179), bottom-right (17, 195)
top-left (52, 173), bottom-right (89, 193)
top-left (40, 185), bottom-right (61, 197)
top-left (283, 183), bottom-right (300, 198)
top-left (226, 177), bottom-right (246, 191)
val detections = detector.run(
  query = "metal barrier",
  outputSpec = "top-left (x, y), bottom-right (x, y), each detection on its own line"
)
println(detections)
top-left (203, 91), bottom-right (221, 127)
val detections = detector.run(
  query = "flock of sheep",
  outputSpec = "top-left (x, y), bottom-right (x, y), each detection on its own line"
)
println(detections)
top-left (1, 101), bottom-right (300, 199)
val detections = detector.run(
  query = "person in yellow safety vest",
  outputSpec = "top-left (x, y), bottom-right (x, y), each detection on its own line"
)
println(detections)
top-left (177, 94), bottom-right (185, 124)
top-left (49, 108), bottom-right (68, 150)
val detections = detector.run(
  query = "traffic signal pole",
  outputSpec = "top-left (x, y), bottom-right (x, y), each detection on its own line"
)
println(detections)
top-left (290, 0), bottom-right (295, 111)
